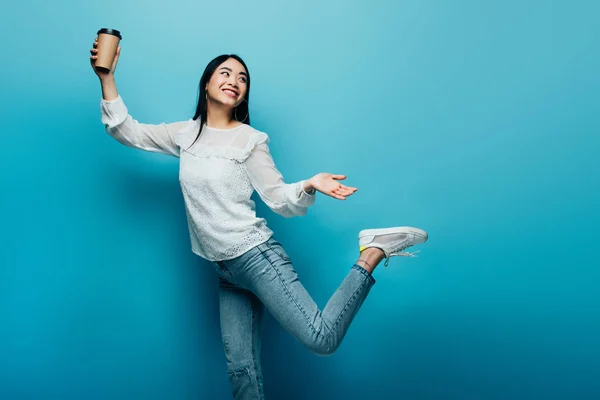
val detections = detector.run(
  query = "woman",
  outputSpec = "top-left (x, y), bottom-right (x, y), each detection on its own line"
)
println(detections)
top-left (90, 39), bottom-right (428, 400)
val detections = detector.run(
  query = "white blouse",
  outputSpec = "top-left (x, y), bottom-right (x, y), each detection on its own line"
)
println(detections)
top-left (100, 96), bottom-right (316, 261)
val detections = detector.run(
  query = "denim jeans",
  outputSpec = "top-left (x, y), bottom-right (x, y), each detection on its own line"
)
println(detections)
top-left (213, 236), bottom-right (376, 400)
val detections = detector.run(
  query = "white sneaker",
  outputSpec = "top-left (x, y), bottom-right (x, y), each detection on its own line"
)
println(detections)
top-left (358, 226), bottom-right (428, 266)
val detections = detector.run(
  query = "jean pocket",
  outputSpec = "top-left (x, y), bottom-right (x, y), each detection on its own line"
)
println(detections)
top-left (265, 239), bottom-right (291, 262)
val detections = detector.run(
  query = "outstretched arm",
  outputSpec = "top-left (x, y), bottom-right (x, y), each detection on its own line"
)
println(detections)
top-left (244, 142), bottom-right (316, 217)
top-left (245, 142), bottom-right (358, 218)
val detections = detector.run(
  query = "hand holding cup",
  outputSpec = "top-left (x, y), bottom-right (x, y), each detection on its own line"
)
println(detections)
top-left (90, 28), bottom-right (122, 80)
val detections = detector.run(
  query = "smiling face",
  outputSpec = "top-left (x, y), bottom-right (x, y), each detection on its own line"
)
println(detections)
top-left (205, 57), bottom-right (248, 109)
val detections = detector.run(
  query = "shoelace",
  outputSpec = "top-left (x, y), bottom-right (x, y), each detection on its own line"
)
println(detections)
top-left (361, 241), bottom-right (421, 267)
top-left (384, 249), bottom-right (420, 266)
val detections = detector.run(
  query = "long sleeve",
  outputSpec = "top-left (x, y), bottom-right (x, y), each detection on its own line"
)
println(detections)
top-left (244, 141), bottom-right (316, 218)
top-left (100, 95), bottom-right (190, 157)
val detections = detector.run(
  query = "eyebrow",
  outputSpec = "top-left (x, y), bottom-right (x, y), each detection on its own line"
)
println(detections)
top-left (219, 66), bottom-right (248, 77)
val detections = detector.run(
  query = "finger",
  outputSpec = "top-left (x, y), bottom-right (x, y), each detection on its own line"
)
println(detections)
top-left (333, 189), bottom-right (350, 196)
top-left (331, 193), bottom-right (346, 200)
top-left (339, 184), bottom-right (356, 190)
top-left (337, 185), bottom-right (354, 192)
top-left (90, 48), bottom-right (98, 54)
top-left (332, 174), bottom-right (346, 181)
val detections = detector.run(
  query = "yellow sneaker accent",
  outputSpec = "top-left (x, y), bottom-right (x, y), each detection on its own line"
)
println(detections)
top-left (359, 246), bottom-right (366, 252)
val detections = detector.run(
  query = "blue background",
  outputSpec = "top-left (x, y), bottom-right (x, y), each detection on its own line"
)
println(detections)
top-left (1, 0), bottom-right (599, 398)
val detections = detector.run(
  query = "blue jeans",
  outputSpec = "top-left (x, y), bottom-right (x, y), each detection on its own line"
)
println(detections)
top-left (213, 237), bottom-right (376, 400)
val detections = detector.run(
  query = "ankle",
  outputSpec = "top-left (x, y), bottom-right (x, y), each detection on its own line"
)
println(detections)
top-left (356, 247), bottom-right (385, 273)
top-left (361, 247), bottom-right (385, 261)
top-left (356, 259), bottom-right (376, 274)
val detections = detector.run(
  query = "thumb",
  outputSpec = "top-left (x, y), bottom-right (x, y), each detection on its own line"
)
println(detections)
top-left (333, 174), bottom-right (346, 180)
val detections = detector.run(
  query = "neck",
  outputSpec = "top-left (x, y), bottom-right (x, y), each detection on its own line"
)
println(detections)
top-left (206, 99), bottom-right (239, 129)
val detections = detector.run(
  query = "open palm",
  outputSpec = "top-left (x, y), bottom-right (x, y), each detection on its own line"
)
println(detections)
top-left (311, 173), bottom-right (358, 200)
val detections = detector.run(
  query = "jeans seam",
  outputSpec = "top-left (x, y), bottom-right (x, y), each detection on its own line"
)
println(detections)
top-left (256, 246), bottom-right (319, 337)
top-left (352, 264), bottom-right (377, 285)
top-left (322, 266), bottom-right (375, 348)
top-left (216, 261), bottom-right (234, 282)
top-left (254, 248), bottom-right (374, 350)
top-left (251, 298), bottom-right (263, 400)
top-left (264, 240), bottom-right (291, 262)
top-left (331, 277), bottom-right (368, 333)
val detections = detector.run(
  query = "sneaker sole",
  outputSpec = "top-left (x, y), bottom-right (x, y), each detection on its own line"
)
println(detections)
top-left (358, 226), bottom-right (428, 243)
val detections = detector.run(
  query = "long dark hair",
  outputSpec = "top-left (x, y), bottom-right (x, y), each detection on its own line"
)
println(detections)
top-left (186, 54), bottom-right (251, 150)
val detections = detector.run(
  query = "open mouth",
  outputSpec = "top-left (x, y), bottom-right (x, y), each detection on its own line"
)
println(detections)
top-left (222, 88), bottom-right (239, 97)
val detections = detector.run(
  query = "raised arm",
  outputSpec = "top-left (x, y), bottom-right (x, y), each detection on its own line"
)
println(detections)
top-left (91, 37), bottom-right (188, 157)
top-left (100, 95), bottom-right (189, 157)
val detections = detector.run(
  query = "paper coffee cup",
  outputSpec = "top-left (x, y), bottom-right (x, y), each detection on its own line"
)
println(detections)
top-left (95, 28), bottom-right (122, 72)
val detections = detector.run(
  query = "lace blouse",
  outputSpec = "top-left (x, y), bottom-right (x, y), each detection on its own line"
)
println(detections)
top-left (100, 95), bottom-right (316, 261)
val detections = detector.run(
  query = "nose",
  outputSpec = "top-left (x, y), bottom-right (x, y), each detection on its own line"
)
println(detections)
top-left (228, 75), bottom-right (238, 88)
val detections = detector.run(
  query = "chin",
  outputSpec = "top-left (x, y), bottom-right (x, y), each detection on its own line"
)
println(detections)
top-left (212, 96), bottom-right (237, 108)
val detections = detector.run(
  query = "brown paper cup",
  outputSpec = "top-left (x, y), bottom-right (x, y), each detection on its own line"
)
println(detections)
top-left (95, 28), bottom-right (122, 72)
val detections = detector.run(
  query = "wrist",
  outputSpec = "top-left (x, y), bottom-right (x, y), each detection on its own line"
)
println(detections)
top-left (99, 75), bottom-right (115, 85)
top-left (100, 76), bottom-right (119, 102)
top-left (302, 179), bottom-right (316, 195)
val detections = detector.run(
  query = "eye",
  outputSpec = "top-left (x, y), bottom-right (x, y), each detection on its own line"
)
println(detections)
top-left (221, 71), bottom-right (230, 77)
top-left (239, 77), bottom-right (247, 83)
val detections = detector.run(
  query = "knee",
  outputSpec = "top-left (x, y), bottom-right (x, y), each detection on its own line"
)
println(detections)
top-left (226, 362), bottom-right (260, 384)
top-left (306, 338), bottom-right (339, 356)
top-left (227, 363), bottom-right (252, 377)
top-left (226, 362), bottom-right (264, 399)
top-left (314, 346), bottom-right (337, 356)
